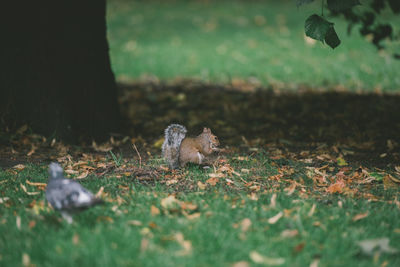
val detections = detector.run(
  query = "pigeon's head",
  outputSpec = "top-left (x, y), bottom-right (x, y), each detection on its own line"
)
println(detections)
top-left (48, 162), bottom-right (64, 179)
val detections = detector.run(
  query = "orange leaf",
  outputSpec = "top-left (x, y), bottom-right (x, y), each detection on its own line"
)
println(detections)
top-left (206, 177), bottom-right (219, 186)
top-left (326, 178), bottom-right (346, 194)
top-left (150, 205), bottom-right (160, 216)
top-left (352, 212), bottom-right (369, 222)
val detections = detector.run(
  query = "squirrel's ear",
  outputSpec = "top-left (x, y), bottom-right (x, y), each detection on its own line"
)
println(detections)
top-left (203, 127), bottom-right (210, 133)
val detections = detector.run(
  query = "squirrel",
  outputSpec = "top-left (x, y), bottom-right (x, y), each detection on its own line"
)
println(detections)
top-left (162, 124), bottom-right (220, 169)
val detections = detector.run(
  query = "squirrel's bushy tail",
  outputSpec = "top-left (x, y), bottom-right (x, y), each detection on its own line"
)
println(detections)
top-left (162, 124), bottom-right (187, 169)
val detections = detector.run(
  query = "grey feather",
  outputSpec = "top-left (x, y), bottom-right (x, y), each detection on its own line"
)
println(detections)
top-left (46, 162), bottom-right (103, 223)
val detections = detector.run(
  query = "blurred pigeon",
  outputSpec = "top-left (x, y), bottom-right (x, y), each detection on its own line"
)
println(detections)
top-left (46, 162), bottom-right (103, 223)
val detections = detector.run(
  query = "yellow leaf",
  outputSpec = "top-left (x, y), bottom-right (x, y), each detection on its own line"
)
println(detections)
top-left (153, 138), bottom-right (164, 148)
top-left (336, 157), bottom-right (348, 166)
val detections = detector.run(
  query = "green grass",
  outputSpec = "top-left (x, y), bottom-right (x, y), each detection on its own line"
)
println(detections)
top-left (1, 156), bottom-right (399, 266)
top-left (107, 0), bottom-right (400, 91)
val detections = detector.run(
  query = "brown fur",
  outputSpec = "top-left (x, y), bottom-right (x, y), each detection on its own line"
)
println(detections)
top-left (179, 127), bottom-right (219, 167)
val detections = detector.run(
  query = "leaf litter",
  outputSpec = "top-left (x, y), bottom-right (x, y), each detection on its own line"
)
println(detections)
top-left (1, 81), bottom-right (400, 265)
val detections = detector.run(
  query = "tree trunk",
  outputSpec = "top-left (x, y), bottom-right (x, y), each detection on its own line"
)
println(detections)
top-left (1, 0), bottom-right (120, 142)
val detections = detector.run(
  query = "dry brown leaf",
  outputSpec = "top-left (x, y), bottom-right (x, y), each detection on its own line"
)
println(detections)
top-left (197, 181), bottom-right (206, 190)
top-left (72, 234), bottom-right (80, 245)
top-left (140, 238), bottom-right (149, 253)
top-left (26, 180), bottom-right (47, 187)
top-left (16, 216), bottom-right (21, 230)
top-left (383, 175), bottom-right (399, 190)
top-left (95, 186), bottom-right (104, 198)
top-left (326, 178), bottom-right (346, 194)
top-left (161, 195), bottom-right (179, 210)
top-left (20, 183), bottom-right (40, 196)
top-left (270, 193), bottom-right (277, 208)
top-left (308, 204), bottom-right (316, 217)
top-left (231, 261), bottom-right (249, 267)
top-left (268, 211), bottom-right (283, 224)
top-left (180, 202), bottom-right (198, 211)
top-left (284, 183), bottom-right (296, 196)
top-left (184, 212), bottom-right (201, 220)
top-left (206, 177), bottom-right (219, 186)
top-left (249, 251), bottom-right (285, 265)
top-left (22, 253), bottom-right (30, 267)
top-left (240, 218), bottom-right (252, 232)
top-left (310, 258), bottom-right (320, 267)
top-left (281, 229), bottom-right (299, 238)
top-left (209, 173), bottom-right (225, 178)
top-left (13, 164), bottom-right (26, 171)
top-left (166, 179), bottom-right (178, 185)
top-left (76, 171), bottom-right (89, 179)
top-left (28, 220), bottom-right (36, 229)
top-left (127, 220), bottom-right (142, 226)
top-left (352, 212), bottom-right (369, 222)
top-left (174, 232), bottom-right (192, 256)
top-left (151, 205), bottom-right (160, 216)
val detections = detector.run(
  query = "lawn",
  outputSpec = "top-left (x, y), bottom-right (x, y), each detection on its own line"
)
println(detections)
top-left (107, 0), bottom-right (400, 91)
top-left (1, 152), bottom-right (399, 267)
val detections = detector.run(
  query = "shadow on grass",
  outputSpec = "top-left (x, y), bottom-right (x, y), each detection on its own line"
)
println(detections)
top-left (119, 81), bottom-right (400, 168)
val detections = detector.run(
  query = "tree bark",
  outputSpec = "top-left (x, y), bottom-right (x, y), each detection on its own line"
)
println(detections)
top-left (1, 0), bottom-right (120, 142)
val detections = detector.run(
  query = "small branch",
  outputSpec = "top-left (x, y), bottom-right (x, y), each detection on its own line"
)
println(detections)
top-left (132, 143), bottom-right (142, 168)
top-left (321, 0), bottom-right (325, 16)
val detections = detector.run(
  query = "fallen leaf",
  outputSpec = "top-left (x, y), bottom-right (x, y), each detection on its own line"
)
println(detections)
top-left (358, 238), bottom-right (399, 256)
top-left (310, 258), bottom-right (320, 267)
top-left (326, 178), bottom-right (346, 194)
top-left (184, 212), bottom-right (201, 220)
top-left (196, 181), bottom-right (207, 190)
top-left (281, 229), bottom-right (299, 238)
top-left (174, 232), bottom-right (192, 256)
top-left (0, 197), bottom-right (10, 204)
top-left (26, 180), bottom-right (47, 187)
top-left (22, 253), bottom-right (30, 267)
top-left (16, 216), bottom-right (21, 230)
top-left (268, 211), bottom-right (283, 224)
top-left (232, 261), bottom-right (249, 267)
top-left (20, 183), bottom-right (40, 196)
top-left (308, 204), bottom-right (316, 217)
top-left (127, 220), bottom-right (142, 226)
top-left (352, 212), bottom-right (369, 222)
top-left (13, 164), bottom-right (26, 171)
top-left (383, 175), bottom-right (398, 190)
top-left (95, 186), bottom-right (104, 198)
top-left (240, 218), bottom-right (252, 232)
top-left (28, 220), bottom-right (36, 229)
top-left (293, 242), bottom-right (305, 253)
top-left (336, 157), bottom-right (348, 166)
top-left (72, 234), bottom-right (80, 245)
top-left (249, 251), bottom-right (285, 265)
top-left (270, 193), bottom-right (277, 208)
top-left (206, 177), bottom-right (219, 186)
top-left (76, 171), bottom-right (89, 179)
top-left (140, 238), bottom-right (149, 253)
top-left (151, 205), bottom-right (160, 216)
top-left (161, 195), bottom-right (179, 210)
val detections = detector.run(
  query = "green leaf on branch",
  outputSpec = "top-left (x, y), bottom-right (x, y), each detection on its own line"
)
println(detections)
top-left (305, 14), bottom-right (341, 48)
top-left (325, 26), bottom-right (341, 48)
top-left (296, 0), bottom-right (315, 7)
top-left (327, 0), bottom-right (361, 12)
